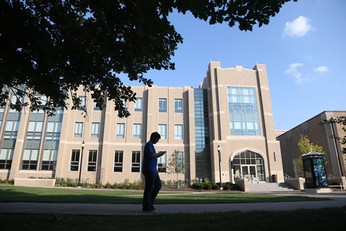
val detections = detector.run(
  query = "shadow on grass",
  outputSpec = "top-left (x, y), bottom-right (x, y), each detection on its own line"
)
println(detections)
top-left (1, 207), bottom-right (346, 231)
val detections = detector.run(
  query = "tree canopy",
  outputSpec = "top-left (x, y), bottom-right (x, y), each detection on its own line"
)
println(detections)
top-left (0, 0), bottom-right (296, 117)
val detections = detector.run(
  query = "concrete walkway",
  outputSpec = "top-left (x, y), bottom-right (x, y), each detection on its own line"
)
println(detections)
top-left (1, 192), bottom-right (345, 215)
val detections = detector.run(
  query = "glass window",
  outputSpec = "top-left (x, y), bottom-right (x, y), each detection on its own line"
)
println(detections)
top-left (91, 122), bottom-right (100, 138)
top-left (158, 154), bottom-right (167, 172)
top-left (41, 150), bottom-right (57, 170)
top-left (174, 99), bottom-right (183, 113)
top-left (0, 149), bottom-right (13, 169)
top-left (159, 98), bottom-right (167, 112)
top-left (158, 124), bottom-right (167, 140)
top-left (116, 123), bottom-right (125, 138)
top-left (227, 86), bottom-right (260, 136)
top-left (232, 150), bottom-right (265, 181)
top-left (135, 98), bottom-right (143, 112)
top-left (70, 149), bottom-right (80, 171)
top-left (133, 123), bottom-right (142, 139)
top-left (78, 96), bottom-right (87, 110)
top-left (131, 151), bottom-right (141, 172)
top-left (114, 150), bottom-right (123, 172)
top-left (74, 122), bottom-right (83, 137)
top-left (21, 149), bottom-right (38, 170)
top-left (174, 124), bottom-right (183, 140)
top-left (93, 102), bottom-right (102, 111)
top-left (88, 150), bottom-right (97, 171)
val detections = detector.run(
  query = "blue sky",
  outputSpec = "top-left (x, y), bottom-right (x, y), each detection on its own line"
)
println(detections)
top-left (130, 0), bottom-right (346, 131)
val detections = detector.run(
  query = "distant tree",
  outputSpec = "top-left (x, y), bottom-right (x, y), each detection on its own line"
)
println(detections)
top-left (0, 0), bottom-right (297, 117)
top-left (293, 135), bottom-right (324, 177)
top-left (167, 150), bottom-right (185, 188)
top-left (324, 116), bottom-right (346, 154)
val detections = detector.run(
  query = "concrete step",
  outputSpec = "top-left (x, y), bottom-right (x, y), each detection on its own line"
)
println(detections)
top-left (248, 182), bottom-right (295, 192)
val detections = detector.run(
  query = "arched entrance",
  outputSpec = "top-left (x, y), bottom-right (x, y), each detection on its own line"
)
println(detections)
top-left (232, 150), bottom-right (265, 182)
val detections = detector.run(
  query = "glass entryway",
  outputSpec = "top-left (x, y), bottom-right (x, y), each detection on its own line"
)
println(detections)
top-left (241, 165), bottom-right (257, 182)
top-left (233, 150), bottom-right (265, 182)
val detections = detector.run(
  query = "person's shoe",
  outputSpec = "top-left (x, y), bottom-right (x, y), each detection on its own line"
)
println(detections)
top-left (143, 207), bottom-right (158, 213)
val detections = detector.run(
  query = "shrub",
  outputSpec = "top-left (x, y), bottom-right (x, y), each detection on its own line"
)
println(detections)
top-left (211, 183), bottom-right (220, 190)
top-left (0, 178), bottom-right (14, 185)
top-left (191, 183), bottom-right (204, 190)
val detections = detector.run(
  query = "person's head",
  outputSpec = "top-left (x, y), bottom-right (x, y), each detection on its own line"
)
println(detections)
top-left (150, 132), bottom-right (161, 144)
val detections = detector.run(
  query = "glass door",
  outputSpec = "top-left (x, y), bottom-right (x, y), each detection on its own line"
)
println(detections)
top-left (241, 165), bottom-right (257, 182)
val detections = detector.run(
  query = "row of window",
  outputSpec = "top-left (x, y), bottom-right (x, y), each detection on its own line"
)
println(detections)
top-left (78, 96), bottom-right (183, 113)
top-left (74, 122), bottom-right (184, 140)
top-left (70, 150), bottom-right (169, 173)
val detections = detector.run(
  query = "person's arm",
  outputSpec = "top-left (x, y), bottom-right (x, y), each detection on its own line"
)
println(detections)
top-left (147, 151), bottom-right (165, 159)
top-left (144, 143), bottom-right (165, 159)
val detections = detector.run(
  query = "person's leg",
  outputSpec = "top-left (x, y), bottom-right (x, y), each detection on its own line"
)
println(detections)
top-left (142, 173), bottom-right (155, 210)
top-left (150, 173), bottom-right (162, 208)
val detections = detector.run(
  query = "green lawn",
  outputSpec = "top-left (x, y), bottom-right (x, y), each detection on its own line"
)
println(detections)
top-left (1, 185), bottom-right (344, 231)
top-left (0, 185), bottom-right (325, 204)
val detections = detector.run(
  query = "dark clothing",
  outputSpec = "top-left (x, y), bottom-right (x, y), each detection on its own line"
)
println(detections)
top-left (142, 172), bottom-right (161, 210)
top-left (142, 139), bottom-right (161, 210)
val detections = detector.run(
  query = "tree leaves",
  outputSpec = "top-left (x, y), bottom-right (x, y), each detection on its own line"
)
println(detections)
top-left (0, 0), bottom-right (296, 117)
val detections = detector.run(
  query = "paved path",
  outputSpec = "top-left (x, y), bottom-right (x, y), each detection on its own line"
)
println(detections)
top-left (1, 192), bottom-right (345, 215)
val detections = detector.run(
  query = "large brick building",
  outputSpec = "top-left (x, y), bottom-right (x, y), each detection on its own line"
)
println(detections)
top-left (0, 62), bottom-right (284, 185)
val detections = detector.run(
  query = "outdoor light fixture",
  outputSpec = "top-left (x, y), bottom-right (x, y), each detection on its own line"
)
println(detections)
top-left (217, 145), bottom-right (223, 190)
top-left (78, 141), bottom-right (86, 187)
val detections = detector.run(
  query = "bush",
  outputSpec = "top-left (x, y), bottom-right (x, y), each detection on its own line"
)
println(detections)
top-left (0, 178), bottom-right (14, 185)
top-left (211, 183), bottom-right (220, 190)
top-left (191, 183), bottom-right (204, 190)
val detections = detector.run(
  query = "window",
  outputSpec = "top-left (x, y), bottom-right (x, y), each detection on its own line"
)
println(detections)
top-left (88, 150), bottom-right (97, 171)
top-left (93, 102), bottom-right (102, 111)
top-left (46, 122), bottom-right (62, 138)
top-left (135, 98), bottom-right (143, 112)
top-left (78, 96), bottom-right (87, 110)
top-left (0, 149), bottom-right (13, 169)
top-left (41, 150), bottom-right (57, 170)
top-left (159, 98), bottom-right (167, 112)
top-left (116, 123), bottom-right (125, 138)
top-left (91, 122), bottom-right (100, 138)
top-left (21, 149), bottom-right (38, 170)
top-left (70, 149), bottom-right (80, 171)
top-left (175, 99), bottom-right (183, 113)
top-left (157, 154), bottom-right (167, 172)
top-left (174, 124), bottom-right (183, 140)
top-left (133, 123), bottom-right (142, 139)
top-left (4, 120), bottom-right (19, 139)
top-left (158, 124), bottom-right (167, 140)
top-left (74, 122), bottom-right (83, 137)
top-left (227, 87), bottom-right (260, 136)
top-left (114, 150), bottom-right (123, 172)
top-left (131, 151), bottom-right (141, 172)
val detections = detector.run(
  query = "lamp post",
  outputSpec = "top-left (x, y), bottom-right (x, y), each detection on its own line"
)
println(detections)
top-left (78, 141), bottom-right (85, 187)
top-left (217, 145), bottom-right (223, 190)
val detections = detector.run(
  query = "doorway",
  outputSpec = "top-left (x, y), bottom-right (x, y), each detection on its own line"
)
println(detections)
top-left (241, 165), bottom-right (257, 182)
top-left (232, 150), bottom-right (265, 182)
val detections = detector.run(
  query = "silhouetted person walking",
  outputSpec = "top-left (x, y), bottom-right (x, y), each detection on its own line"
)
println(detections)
top-left (142, 132), bottom-right (166, 212)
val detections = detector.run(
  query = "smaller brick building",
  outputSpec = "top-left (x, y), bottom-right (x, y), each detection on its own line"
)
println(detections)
top-left (277, 111), bottom-right (346, 179)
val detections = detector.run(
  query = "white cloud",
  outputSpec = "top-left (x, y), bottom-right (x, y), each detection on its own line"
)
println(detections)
top-left (284, 63), bottom-right (306, 83)
top-left (283, 16), bottom-right (312, 38)
top-left (313, 65), bottom-right (329, 73)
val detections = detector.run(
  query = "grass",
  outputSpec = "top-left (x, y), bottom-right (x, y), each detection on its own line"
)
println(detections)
top-left (0, 185), bottom-right (326, 204)
top-left (1, 208), bottom-right (346, 231)
top-left (1, 185), bottom-right (345, 231)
